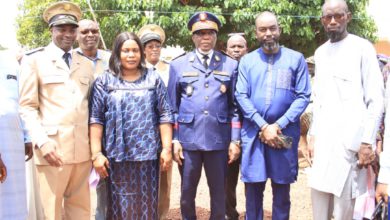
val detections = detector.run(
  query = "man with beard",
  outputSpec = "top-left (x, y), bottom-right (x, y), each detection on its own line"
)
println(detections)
top-left (168, 11), bottom-right (241, 220)
top-left (235, 11), bottom-right (311, 219)
top-left (76, 19), bottom-right (110, 220)
top-left (308, 0), bottom-right (384, 219)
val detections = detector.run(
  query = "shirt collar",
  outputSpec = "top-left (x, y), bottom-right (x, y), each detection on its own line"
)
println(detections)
top-left (48, 42), bottom-right (72, 59)
top-left (195, 49), bottom-right (214, 61)
top-left (75, 47), bottom-right (102, 62)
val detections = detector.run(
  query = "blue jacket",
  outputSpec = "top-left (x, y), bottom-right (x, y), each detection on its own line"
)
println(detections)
top-left (168, 50), bottom-right (240, 151)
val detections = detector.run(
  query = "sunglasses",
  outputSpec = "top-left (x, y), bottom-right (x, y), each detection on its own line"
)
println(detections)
top-left (80, 29), bottom-right (99, 35)
top-left (321, 13), bottom-right (346, 23)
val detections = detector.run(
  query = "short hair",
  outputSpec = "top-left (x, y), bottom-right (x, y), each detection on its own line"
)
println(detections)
top-left (109, 32), bottom-right (146, 77)
top-left (322, 0), bottom-right (350, 14)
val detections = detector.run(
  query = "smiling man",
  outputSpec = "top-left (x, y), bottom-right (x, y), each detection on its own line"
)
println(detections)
top-left (168, 11), bottom-right (241, 220)
top-left (308, 1), bottom-right (384, 219)
top-left (19, 1), bottom-right (95, 219)
top-left (76, 19), bottom-right (110, 220)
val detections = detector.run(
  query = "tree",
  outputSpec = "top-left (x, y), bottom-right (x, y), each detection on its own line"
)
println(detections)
top-left (16, 0), bottom-right (377, 56)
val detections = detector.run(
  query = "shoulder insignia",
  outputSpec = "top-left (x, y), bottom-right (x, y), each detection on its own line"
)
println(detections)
top-left (188, 54), bottom-right (195, 62)
top-left (215, 54), bottom-right (220, 62)
top-left (219, 50), bottom-right (234, 60)
top-left (171, 52), bottom-right (187, 61)
top-left (24, 47), bottom-right (44, 56)
top-left (183, 72), bottom-right (199, 77)
top-left (213, 70), bottom-right (229, 76)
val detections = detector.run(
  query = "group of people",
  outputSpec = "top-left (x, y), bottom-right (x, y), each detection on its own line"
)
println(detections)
top-left (1, 0), bottom-right (390, 219)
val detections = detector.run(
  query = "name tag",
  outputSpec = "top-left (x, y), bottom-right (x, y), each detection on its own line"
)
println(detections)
top-left (183, 72), bottom-right (199, 77)
top-left (41, 74), bottom-right (67, 84)
top-left (6, 74), bottom-right (17, 80)
top-left (213, 71), bottom-right (229, 76)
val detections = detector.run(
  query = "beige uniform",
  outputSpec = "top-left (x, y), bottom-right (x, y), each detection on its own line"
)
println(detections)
top-left (19, 42), bottom-right (95, 220)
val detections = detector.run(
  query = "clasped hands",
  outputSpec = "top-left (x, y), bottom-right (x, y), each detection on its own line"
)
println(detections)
top-left (259, 123), bottom-right (284, 149)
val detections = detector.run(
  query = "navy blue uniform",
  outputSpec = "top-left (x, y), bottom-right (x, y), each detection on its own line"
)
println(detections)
top-left (168, 50), bottom-right (240, 220)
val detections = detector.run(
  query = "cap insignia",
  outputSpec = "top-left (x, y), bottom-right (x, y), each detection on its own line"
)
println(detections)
top-left (200, 12), bottom-right (207, 21)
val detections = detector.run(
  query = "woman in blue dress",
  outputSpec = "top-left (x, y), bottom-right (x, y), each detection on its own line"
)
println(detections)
top-left (89, 32), bottom-right (174, 220)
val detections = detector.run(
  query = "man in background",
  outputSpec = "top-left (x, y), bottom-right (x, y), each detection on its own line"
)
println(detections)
top-left (225, 33), bottom-right (247, 220)
top-left (76, 19), bottom-right (110, 220)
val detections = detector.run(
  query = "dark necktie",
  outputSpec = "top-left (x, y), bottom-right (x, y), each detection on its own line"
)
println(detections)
top-left (202, 54), bottom-right (209, 69)
top-left (63, 52), bottom-right (70, 67)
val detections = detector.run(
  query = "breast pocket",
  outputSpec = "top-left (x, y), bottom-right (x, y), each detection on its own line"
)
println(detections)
top-left (179, 77), bottom-right (199, 97)
top-left (276, 69), bottom-right (293, 90)
top-left (333, 73), bottom-right (353, 101)
top-left (178, 113), bottom-right (195, 143)
top-left (213, 74), bottom-right (231, 92)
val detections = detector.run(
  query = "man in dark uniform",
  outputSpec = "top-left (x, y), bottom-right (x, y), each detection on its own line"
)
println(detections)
top-left (167, 11), bottom-right (241, 220)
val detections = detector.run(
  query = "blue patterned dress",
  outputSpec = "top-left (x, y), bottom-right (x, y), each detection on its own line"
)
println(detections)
top-left (90, 68), bottom-right (174, 220)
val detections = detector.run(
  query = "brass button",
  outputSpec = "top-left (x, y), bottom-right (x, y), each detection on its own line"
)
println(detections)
top-left (203, 110), bottom-right (209, 115)
top-left (205, 96), bottom-right (209, 101)
top-left (205, 83), bottom-right (209, 88)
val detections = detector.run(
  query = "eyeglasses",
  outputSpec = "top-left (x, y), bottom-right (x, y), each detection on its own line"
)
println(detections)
top-left (80, 29), bottom-right (99, 35)
top-left (321, 13), bottom-right (346, 23)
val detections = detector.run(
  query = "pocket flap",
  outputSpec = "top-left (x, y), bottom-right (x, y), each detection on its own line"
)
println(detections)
top-left (213, 74), bottom-right (230, 82)
top-left (178, 113), bottom-right (195, 123)
top-left (217, 114), bottom-right (228, 123)
top-left (44, 126), bottom-right (58, 135)
top-left (79, 77), bottom-right (90, 85)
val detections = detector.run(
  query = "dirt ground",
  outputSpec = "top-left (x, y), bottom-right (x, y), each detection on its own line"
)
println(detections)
top-left (166, 163), bottom-right (312, 220)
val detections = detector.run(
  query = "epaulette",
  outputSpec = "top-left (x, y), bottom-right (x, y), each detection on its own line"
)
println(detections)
top-left (171, 52), bottom-right (187, 61)
top-left (24, 47), bottom-right (44, 56)
top-left (160, 58), bottom-right (170, 64)
top-left (220, 50), bottom-right (234, 60)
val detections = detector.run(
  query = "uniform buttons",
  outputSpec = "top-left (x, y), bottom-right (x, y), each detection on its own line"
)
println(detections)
top-left (205, 83), bottom-right (209, 88)
top-left (203, 110), bottom-right (209, 115)
top-left (205, 96), bottom-right (209, 101)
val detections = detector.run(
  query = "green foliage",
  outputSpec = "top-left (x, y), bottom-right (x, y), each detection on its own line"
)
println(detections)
top-left (17, 0), bottom-right (377, 56)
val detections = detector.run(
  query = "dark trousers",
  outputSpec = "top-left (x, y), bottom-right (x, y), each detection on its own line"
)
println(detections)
top-left (245, 181), bottom-right (290, 220)
top-left (179, 150), bottom-right (228, 220)
top-left (225, 157), bottom-right (240, 220)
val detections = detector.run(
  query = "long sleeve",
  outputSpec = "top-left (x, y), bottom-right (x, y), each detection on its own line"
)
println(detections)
top-left (167, 61), bottom-right (180, 140)
top-left (275, 55), bottom-right (311, 129)
top-left (229, 64), bottom-right (241, 141)
top-left (19, 54), bottom-right (49, 148)
top-left (235, 55), bottom-right (268, 130)
top-left (359, 43), bottom-right (384, 145)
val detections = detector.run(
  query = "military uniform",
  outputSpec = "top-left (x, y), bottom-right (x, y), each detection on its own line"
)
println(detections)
top-left (18, 2), bottom-right (94, 219)
top-left (139, 24), bottom-right (173, 220)
top-left (167, 12), bottom-right (240, 220)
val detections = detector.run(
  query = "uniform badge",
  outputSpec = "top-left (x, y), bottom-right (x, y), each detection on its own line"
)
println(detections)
top-left (220, 84), bottom-right (227, 93)
top-left (215, 55), bottom-right (220, 62)
top-left (186, 84), bottom-right (194, 96)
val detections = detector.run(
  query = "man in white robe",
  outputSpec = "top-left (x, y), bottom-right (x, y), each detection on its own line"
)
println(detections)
top-left (308, 0), bottom-right (384, 219)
